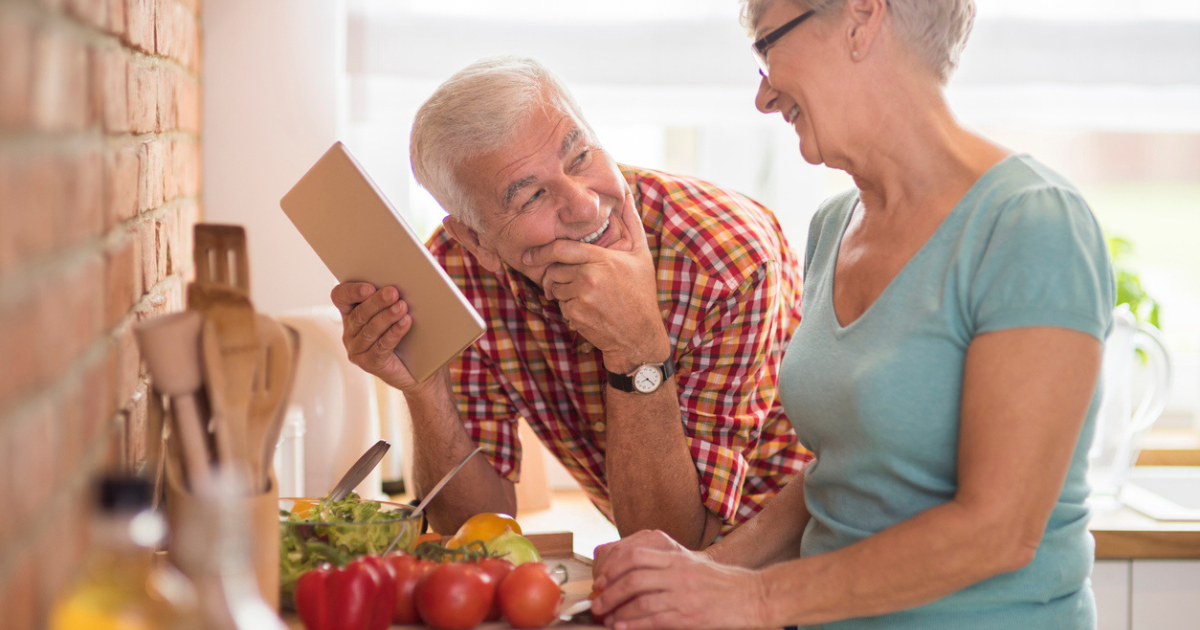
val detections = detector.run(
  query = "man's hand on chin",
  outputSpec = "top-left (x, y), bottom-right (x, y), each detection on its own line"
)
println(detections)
top-left (523, 193), bottom-right (671, 372)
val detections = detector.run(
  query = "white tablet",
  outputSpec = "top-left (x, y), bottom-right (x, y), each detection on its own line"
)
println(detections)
top-left (280, 142), bottom-right (485, 383)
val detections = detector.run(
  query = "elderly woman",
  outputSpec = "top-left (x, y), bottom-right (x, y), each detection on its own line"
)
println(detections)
top-left (589, 0), bottom-right (1113, 628)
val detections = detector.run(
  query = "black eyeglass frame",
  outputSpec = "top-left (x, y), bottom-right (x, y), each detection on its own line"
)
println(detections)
top-left (752, 9), bottom-right (816, 76)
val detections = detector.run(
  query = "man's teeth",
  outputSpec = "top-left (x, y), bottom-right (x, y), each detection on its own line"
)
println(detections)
top-left (580, 218), bottom-right (610, 244)
top-left (787, 105), bottom-right (801, 123)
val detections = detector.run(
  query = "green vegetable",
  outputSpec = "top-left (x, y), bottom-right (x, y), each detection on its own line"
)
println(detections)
top-left (278, 493), bottom-right (419, 608)
top-left (484, 530), bottom-right (542, 565)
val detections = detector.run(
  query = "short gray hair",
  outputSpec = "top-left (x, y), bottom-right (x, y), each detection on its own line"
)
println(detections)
top-left (409, 56), bottom-right (594, 231)
top-left (739, 0), bottom-right (976, 84)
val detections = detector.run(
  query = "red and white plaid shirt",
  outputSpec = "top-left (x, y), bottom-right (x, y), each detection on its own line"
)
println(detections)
top-left (427, 165), bottom-right (811, 529)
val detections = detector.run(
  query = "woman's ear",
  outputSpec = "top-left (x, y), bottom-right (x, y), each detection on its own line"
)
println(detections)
top-left (443, 215), bottom-right (502, 273)
top-left (845, 0), bottom-right (887, 60)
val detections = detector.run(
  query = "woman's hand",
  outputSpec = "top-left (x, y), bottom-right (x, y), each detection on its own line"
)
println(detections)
top-left (591, 530), bottom-right (772, 630)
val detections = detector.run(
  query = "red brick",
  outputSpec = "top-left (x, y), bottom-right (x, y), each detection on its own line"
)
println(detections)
top-left (0, 14), bottom-right (34, 131)
top-left (69, 0), bottom-right (109, 31)
top-left (32, 29), bottom-right (89, 132)
top-left (0, 289), bottom-right (45, 412)
top-left (0, 423), bottom-right (13, 544)
top-left (153, 0), bottom-right (171, 58)
top-left (172, 2), bottom-right (197, 70)
top-left (11, 405), bottom-right (57, 537)
top-left (0, 543), bottom-right (38, 630)
top-left (90, 46), bottom-right (128, 133)
top-left (83, 350), bottom-right (117, 440)
top-left (104, 144), bottom-right (139, 227)
top-left (156, 66), bottom-right (176, 132)
top-left (105, 233), bottom-right (139, 329)
top-left (0, 154), bottom-right (61, 276)
top-left (137, 217), bottom-right (158, 290)
top-left (136, 139), bottom-right (164, 211)
top-left (126, 62), bottom-right (157, 134)
top-left (175, 72), bottom-right (199, 134)
top-left (59, 150), bottom-right (105, 248)
top-left (123, 0), bottom-right (156, 54)
top-left (42, 257), bottom-right (105, 381)
top-left (107, 0), bottom-right (127, 37)
top-left (114, 327), bottom-right (142, 413)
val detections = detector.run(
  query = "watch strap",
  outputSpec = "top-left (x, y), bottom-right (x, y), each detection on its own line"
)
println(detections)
top-left (607, 352), bottom-right (675, 393)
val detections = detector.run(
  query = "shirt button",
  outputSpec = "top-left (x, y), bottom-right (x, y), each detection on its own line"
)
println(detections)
top-left (592, 421), bottom-right (606, 433)
top-left (577, 341), bottom-right (594, 353)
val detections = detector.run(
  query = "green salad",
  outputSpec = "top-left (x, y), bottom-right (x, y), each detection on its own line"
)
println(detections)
top-left (279, 493), bottom-right (419, 606)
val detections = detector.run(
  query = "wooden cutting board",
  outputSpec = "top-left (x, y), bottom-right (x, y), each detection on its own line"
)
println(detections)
top-left (283, 532), bottom-right (604, 629)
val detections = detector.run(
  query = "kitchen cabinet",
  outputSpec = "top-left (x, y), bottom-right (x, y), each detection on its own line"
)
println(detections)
top-left (1093, 559), bottom-right (1200, 630)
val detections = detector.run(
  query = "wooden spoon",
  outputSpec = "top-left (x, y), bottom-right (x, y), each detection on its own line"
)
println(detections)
top-left (191, 282), bottom-right (259, 474)
top-left (246, 315), bottom-right (299, 492)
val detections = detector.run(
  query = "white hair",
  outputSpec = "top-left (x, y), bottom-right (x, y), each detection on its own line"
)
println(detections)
top-left (739, 0), bottom-right (976, 84)
top-left (409, 56), bottom-right (594, 231)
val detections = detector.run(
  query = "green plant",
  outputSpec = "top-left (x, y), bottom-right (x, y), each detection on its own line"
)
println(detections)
top-left (1107, 235), bottom-right (1162, 329)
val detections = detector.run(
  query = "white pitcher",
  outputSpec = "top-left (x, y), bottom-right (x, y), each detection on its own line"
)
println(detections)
top-left (1086, 304), bottom-right (1172, 508)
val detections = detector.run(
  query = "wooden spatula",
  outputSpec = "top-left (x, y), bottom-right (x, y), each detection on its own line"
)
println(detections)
top-left (193, 223), bottom-right (251, 292)
top-left (191, 282), bottom-right (259, 474)
top-left (246, 315), bottom-right (299, 492)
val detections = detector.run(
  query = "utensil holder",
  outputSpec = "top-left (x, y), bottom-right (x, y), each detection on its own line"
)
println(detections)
top-left (163, 452), bottom-right (281, 610)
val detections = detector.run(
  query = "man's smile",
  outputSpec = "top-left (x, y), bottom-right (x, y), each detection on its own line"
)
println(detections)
top-left (578, 216), bottom-right (610, 245)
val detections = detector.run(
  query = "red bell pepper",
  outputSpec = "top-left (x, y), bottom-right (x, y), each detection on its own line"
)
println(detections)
top-left (294, 555), bottom-right (392, 630)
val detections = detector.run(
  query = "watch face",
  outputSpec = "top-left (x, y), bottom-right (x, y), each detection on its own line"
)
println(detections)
top-left (633, 365), bottom-right (663, 393)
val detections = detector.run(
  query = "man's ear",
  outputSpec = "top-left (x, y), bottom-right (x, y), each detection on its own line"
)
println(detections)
top-left (443, 215), bottom-right (502, 273)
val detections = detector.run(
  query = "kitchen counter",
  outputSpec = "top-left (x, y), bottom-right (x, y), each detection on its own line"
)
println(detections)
top-left (1090, 500), bottom-right (1200, 559)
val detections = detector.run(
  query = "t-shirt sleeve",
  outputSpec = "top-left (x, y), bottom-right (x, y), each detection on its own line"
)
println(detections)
top-left (969, 186), bottom-right (1115, 341)
top-left (676, 261), bottom-right (797, 524)
top-left (451, 343), bottom-right (522, 483)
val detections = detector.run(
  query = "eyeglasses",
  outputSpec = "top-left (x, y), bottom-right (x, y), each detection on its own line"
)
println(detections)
top-left (752, 10), bottom-right (816, 77)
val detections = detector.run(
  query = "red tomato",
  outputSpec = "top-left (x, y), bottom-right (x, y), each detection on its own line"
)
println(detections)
top-left (473, 557), bottom-right (514, 621)
top-left (384, 553), bottom-right (434, 625)
top-left (498, 563), bottom-right (562, 629)
top-left (415, 563), bottom-right (494, 630)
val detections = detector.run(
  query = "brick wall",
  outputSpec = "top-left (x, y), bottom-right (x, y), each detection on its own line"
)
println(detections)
top-left (0, 0), bottom-right (201, 626)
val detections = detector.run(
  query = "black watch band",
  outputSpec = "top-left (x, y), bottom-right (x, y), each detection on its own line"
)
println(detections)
top-left (607, 352), bottom-right (675, 393)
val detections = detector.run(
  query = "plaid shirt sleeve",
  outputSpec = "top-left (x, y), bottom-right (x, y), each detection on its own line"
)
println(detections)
top-left (646, 170), bottom-right (808, 525)
top-left (675, 261), bottom-right (796, 523)
top-left (451, 344), bottom-right (522, 482)
top-left (429, 232), bottom-right (523, 483)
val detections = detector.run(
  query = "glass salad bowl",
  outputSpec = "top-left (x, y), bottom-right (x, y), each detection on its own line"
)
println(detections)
top-left (279, 495), bottom-right (422, 607)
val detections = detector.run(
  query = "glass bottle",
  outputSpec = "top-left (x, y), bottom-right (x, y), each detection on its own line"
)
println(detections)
top-left (49, 476), bottom-right (198, 630)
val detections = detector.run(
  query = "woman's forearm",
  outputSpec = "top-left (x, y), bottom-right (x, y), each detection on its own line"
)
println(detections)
top-left (759, 498), bottom-right (1034, 626)
top-left (705, 472), bottom-right (811, 569)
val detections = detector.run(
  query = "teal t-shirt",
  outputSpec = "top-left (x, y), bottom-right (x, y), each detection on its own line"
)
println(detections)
top-left (779, 155), bottom-right (1114, 629)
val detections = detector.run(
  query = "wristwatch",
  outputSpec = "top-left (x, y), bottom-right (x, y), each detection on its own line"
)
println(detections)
top-left (607, 353), bottom-right (675, 394)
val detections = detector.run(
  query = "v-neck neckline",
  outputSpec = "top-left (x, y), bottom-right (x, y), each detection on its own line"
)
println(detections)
top-left (827, 155), bottom-right (1017, 334)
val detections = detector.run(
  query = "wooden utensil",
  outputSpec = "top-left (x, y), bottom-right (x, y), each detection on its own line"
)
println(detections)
top-left (193, 223), bottom-right (251, 292)
top-left (190, 224), bottom-right (260, 478)
top-left (193, 290), bottom-right (259, 472)
top-left (133, 311), bottom-right (211, 489)
top-left (246, 315), bottom-right (299, 492)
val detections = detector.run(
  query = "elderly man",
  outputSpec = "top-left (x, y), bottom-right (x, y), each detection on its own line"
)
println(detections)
top-left (332, 56), bottom-right (809, 549)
